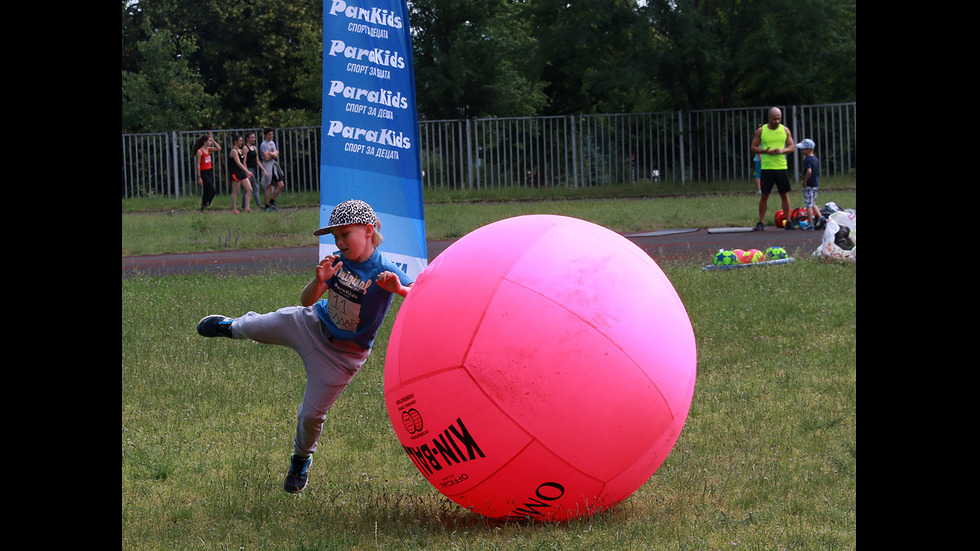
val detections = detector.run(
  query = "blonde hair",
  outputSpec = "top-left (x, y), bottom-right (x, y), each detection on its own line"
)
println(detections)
top-left (371, 221), bottom-right (383, 247)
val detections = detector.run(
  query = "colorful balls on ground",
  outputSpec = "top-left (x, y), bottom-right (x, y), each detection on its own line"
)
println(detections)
top-left (765, 246), bottom-right (788, 260)
top-left (383, 215), bottom-right (697, 522)
top-left (713, 249), bottom-right (739, 266)
top-left (739, 248), bottom-right (764, 263)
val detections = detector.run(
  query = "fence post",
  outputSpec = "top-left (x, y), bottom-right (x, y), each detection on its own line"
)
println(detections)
top-left (170, 131), bottom-right (178, 198)
top-left (678, 111), bottom-right (686, 186)
top-left (790, 105), bottom-right (799, 183)
top-left (569, 115), bottom-right (579, 188)
top-left (465, 118), bottom-right (473, 190)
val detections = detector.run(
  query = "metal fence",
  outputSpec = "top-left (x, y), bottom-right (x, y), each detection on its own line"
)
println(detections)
top-left (121, 103), bottom-right (855, 199)
top-left (121, 127), bottom-right (321, 200)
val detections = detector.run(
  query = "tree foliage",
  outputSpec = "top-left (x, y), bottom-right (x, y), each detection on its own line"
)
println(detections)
top-left (121, 13), bottom-right (219, 132)
top-left (122, 0), bottom-right (321, 131)
top-left (641, 0), bottom-right (856, 109)
top-left (410, 0), bottom-right (548, 119)
top-left (121, 0), bottom-right (855, 132)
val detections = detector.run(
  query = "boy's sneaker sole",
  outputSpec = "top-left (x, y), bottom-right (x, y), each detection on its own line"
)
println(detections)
top-left (197, 315), bottom-right (235, 338)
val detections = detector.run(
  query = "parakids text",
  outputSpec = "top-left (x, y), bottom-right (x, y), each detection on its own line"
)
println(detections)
top-left (326, 121), bottom-right (412, 150)
top-left (328, 0), bottom-right (403, 29)
top-left (328, 40), bottom-right (406, 70)
top-left (328, 80), bottom-right (409, 110)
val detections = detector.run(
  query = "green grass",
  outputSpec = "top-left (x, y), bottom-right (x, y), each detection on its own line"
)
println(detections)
top-left (122, 259), bottom-right (855, 550)
top-left (122, 175), bottom-right (856, 256)
top-left (122, 179), bottom-right (855, 549)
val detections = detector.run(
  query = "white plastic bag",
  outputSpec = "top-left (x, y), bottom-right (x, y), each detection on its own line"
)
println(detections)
top-left (813, 209), bottom-right (856, 262)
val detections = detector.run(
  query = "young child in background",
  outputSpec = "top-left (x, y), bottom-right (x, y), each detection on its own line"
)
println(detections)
top-left (798, 139), bottom-right (824, 230)
top-left (197, 199), bottom-right (413, 493)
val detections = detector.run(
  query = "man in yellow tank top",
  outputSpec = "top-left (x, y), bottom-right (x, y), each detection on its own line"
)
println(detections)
top-left (751, 107), bottom-right (796, 231)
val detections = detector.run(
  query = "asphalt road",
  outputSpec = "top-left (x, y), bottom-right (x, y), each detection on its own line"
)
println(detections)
top-left (122, 226), bottom-right (824, 277)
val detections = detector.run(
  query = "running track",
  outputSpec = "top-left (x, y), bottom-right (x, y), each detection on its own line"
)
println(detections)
top-left (122, 227), bottom-right (824, 277)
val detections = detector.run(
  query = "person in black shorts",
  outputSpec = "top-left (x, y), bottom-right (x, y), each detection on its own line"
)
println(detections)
top-left (751, 107), bottom-right (797, 231)
top-left (241, 131), bottom-right (267, 211)
top-left (228, 134), bottom-right (254, 214)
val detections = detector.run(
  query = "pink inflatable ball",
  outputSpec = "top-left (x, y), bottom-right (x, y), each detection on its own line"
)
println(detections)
top-left (383, 215), bottom-right (697, 522)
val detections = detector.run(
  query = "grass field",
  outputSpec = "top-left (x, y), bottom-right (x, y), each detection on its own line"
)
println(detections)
top-left (122, 176), bottom-right (855, 256)
top-left (122, 179), bottom-right (856, 549)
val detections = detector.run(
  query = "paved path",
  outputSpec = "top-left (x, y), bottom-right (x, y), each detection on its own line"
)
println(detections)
top-left (122, 227), bottom-right (824, 277)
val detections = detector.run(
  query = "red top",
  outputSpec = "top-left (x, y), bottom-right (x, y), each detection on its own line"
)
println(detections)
top-left (199, 148), bottom-right (213, 171)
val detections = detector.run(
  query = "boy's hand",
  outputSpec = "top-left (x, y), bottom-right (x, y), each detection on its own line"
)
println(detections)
top-left (316, 255), bottom-right (343, 283)
top-left (376, 271), bottom-right (399, 292)
top-left (377, 271), bottom-right (409, 296)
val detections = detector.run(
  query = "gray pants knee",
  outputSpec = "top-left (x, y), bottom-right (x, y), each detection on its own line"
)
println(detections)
top-left (231, 306), bottom-right (370, 456)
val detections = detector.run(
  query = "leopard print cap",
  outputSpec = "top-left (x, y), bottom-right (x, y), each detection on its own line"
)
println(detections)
top-left (313, 199), bottom-right (380, 236)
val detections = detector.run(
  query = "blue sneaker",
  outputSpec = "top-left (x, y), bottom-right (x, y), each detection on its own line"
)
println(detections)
top-left (197, 315), bottom-right (235, 338)
top-left (284, 454), bottom-right (312, 493)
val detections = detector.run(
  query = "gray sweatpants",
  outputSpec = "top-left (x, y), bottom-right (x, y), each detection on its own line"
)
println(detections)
top-left (230, 306), bottom-right (371, 457)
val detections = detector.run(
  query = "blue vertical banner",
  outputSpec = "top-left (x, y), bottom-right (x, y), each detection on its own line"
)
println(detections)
top-left (320, 0), bottom-right (426, 279)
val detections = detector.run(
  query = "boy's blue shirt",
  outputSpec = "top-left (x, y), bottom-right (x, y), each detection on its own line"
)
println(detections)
top-left (803, 155), bottom-right (820, 187)
top-left (314, 248), bottom-right (413, 349)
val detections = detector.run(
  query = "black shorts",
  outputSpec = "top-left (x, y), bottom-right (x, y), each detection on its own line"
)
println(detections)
top-left (760, 169), bottom-right (791, 194)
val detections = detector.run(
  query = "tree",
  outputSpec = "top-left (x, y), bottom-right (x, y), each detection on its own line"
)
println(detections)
top-left (122, 0), bottom-right (321, 130)
top-left (409, 0), bottom-right (546, 119)
top-left (640, 0), bottom-right (856, 110)
top-left (121, 0), bottom-right (855, 131)
top-left (208, 0), bottom-right (322, 127)
top-left (121, 18), bottom-right (219, 132)
top-left (523, 0), bottom-right (654, 115)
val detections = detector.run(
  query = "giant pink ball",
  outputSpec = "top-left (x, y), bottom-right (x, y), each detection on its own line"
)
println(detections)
top-left (383, 215), bottom-right (697, 522)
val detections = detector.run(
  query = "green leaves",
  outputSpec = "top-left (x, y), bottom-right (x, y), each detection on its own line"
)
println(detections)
top-left (122, 0), bottom-right (855, 131)
top-left (122, 20), bottom-right (219, 132)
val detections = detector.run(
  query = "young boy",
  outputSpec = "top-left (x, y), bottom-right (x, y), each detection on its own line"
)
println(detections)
top-left (197, 199), bottom-right (413, 493)
top-left (798, 138), bottom-right (824, 230)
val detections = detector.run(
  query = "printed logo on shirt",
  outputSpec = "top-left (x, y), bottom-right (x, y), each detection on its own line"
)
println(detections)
top-left (327, 267), bottom-right (371, 331)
